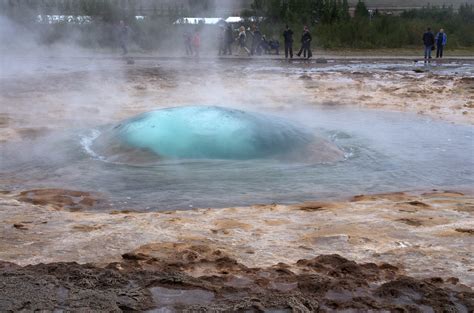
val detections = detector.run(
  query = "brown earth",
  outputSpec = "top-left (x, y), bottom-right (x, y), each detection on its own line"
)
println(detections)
top-left (1, 58), bottom-right (473, 311)
top-left (1, 250), bottom-right (472, 312)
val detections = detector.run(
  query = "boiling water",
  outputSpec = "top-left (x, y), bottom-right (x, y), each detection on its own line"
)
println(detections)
top-left (91, 105), bottom-right (339, 162)
top-left (1, 106), bottom-right (472, 211)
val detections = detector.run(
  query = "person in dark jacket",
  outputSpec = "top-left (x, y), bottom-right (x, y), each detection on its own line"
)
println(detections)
top-left (296, 26), bottom-right (312, 59)
top-left (251, 26), bottom-right (263, 55)
top-left (183, 31), bottom-right (193, 56)
top-left (118, 20), bottom-right (130, 55)
top-left (218, 26), bottom-right (226, 56)
top-left (283, 25), bottom-right (294, 59)
top-left (422, 27), bottom-right (435, 63)
top-left (435, 28), bottom-right (447, 59)
top-left (224, 25), bottom-right (233, 55)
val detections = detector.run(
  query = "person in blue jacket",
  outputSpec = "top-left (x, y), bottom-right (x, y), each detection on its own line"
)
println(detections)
top-left (435, 28), bottom-right (447, 59)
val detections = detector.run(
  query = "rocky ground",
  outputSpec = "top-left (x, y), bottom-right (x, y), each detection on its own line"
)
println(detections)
top-left (1, 253), bottom-right (472, 312)
top-left (0, 189), bottom-right (473, 311)
top-left (300, 67), bottom-right (474, 124)
top-left (0, 57), bottom-right (473, 311)
top-left (1, 57), bottom-right (473, 144)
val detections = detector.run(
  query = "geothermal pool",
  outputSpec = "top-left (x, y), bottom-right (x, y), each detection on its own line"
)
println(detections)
top-left (1, 105), bottom-right (472, 211)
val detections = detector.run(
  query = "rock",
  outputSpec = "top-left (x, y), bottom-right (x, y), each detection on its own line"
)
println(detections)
top-left (16, 189), bottom-right (101, 211)
top-left (0, 253), bottom-right (471, 312)
top-left (13, 223), bottom-right (28, 230)
top-left (315, 58), bottom-right (328, 64)
top-left (455, 228), bottom-right (474, 235)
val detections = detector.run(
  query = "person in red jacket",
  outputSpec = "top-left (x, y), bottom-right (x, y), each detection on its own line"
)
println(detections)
top-left (192, 29), bottom-right (201, 58)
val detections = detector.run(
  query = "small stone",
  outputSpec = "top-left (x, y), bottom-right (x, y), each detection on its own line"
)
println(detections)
top-left (13, 223), bottom-right (27, 230)
top-left (316, 57), bottom-right (328, 64)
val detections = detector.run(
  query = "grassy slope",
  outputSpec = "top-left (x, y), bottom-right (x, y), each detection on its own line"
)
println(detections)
top-left (347, 0), bottom-right (468, 8)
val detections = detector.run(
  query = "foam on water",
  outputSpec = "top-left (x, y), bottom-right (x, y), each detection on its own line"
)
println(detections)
top-left (80, 129), bottom-right (104, 161)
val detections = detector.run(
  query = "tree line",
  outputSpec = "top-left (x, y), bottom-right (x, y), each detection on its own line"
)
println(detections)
top-left (1, 0), bottom-right (473, 50)
top-left (245, 0), bottom-right (474, 49)
top-left (0, 0), bottom-right (217, 23)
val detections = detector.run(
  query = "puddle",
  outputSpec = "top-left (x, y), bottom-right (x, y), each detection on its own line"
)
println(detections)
top-left (149, 286), bottom-right (214, 307)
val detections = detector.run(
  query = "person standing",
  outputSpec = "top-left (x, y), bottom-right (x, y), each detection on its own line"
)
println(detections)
top-left (435, 28), bottom-right (447, 59)
top-left (422, 27), bottom-right (435, 63)
top-left (237, 26), bottom-right (251, 56)
top-left (283, 25), bottom-right (294, 59)
top-left (218, 26), bottom-right (226, 56)
top-left (251, 26), bottom-right (262, 55)
top-left (224, 25), bottom-right (233, 55)
top-left (183, 31), bottom-right (193, 56)
top-left (118, 20), bottom-right (130, 55)
top-left (296, 26), bottom-right (312, 59)
top-left (192, 29), bottom-right (201, 58)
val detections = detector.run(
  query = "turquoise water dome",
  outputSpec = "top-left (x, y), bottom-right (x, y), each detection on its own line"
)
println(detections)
top-left (92, 106), bottom-right (343, 163)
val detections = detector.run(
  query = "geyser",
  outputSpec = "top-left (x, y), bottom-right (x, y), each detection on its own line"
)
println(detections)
top-left (91, 106), bottom-right (344, 163)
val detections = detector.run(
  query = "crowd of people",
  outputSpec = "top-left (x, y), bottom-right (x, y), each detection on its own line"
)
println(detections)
top-left (117, 20), bottom-right (311, 59)
top-left (117, 20), bottom-right (449, 62)
top-left (216, 25), bottom-right (287, 57)
top-left (214, 24), bottom-right (314, 59)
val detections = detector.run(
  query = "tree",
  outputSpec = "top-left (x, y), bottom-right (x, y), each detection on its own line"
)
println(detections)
top-left (250, 0), bottom-right (265, 18)
top-left (459, 3), bottom-right (474, 22)
top-left (354, 0), bottom-right (369, 19)
top-left (340, 0), bottom-right (350, 21)
top-left (102, 0), bottom-right (120, 22)
top-left (127, 0), bottom-right (136, 22)
top-left (321, 0), bottom-right (332, 24)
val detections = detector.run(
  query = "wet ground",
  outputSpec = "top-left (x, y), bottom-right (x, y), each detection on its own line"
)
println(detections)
top-left (1, 253), bottom-right (473, 312)
top-left (0, 57), bottom-right (473, 209)
top-left (0, 56), bottom-right (473, 311)
top-left (0, 190), bottom-right (473, 311)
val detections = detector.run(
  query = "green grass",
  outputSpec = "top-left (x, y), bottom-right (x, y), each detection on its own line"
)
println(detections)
top-left (347, 0), bottom-right (467, 8)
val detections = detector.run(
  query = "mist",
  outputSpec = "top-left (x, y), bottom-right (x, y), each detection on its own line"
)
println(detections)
top-left (1, 0), bottom-right (473, 208)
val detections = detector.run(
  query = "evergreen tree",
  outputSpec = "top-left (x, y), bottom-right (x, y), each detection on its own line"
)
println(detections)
top-left (459, 4), bottom-right (474, 22)
top-left (151, 3), bottom-right (158, 18)
top-left (251, 0), bottom-right (265, 17)
top-left (340, 0), bottom-right (350, 21)
top-left (127, 0), bottom-right (136, 22)
top-left (311, 0), bottom-right (325, 23)
top-left (321, 0), bottom-right (331, 24)
top-left (102, 0), bottom-right (119, 22)
top-left (64, 0), bottom-right (72, 15)
top-left (329, 0), bottom-right (338, 23)
top-left (354, 0), bottom-right (369, 19)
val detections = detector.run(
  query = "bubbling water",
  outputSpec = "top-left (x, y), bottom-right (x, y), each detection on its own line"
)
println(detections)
top-left (91, 106), bottom-right (344, 164)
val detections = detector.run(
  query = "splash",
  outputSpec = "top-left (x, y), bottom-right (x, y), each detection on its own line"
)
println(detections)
top-left (91, 106), bottom-right (343, 163)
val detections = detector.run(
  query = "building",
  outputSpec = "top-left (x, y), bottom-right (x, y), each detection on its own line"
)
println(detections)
top-left (348, 0), bottom-right (467, 14)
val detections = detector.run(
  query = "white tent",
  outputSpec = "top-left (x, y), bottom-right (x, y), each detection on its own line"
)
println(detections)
top-left (174, 17), bottom-right (224, 25)
top-left (225, 16), bottom-right (243, 23)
